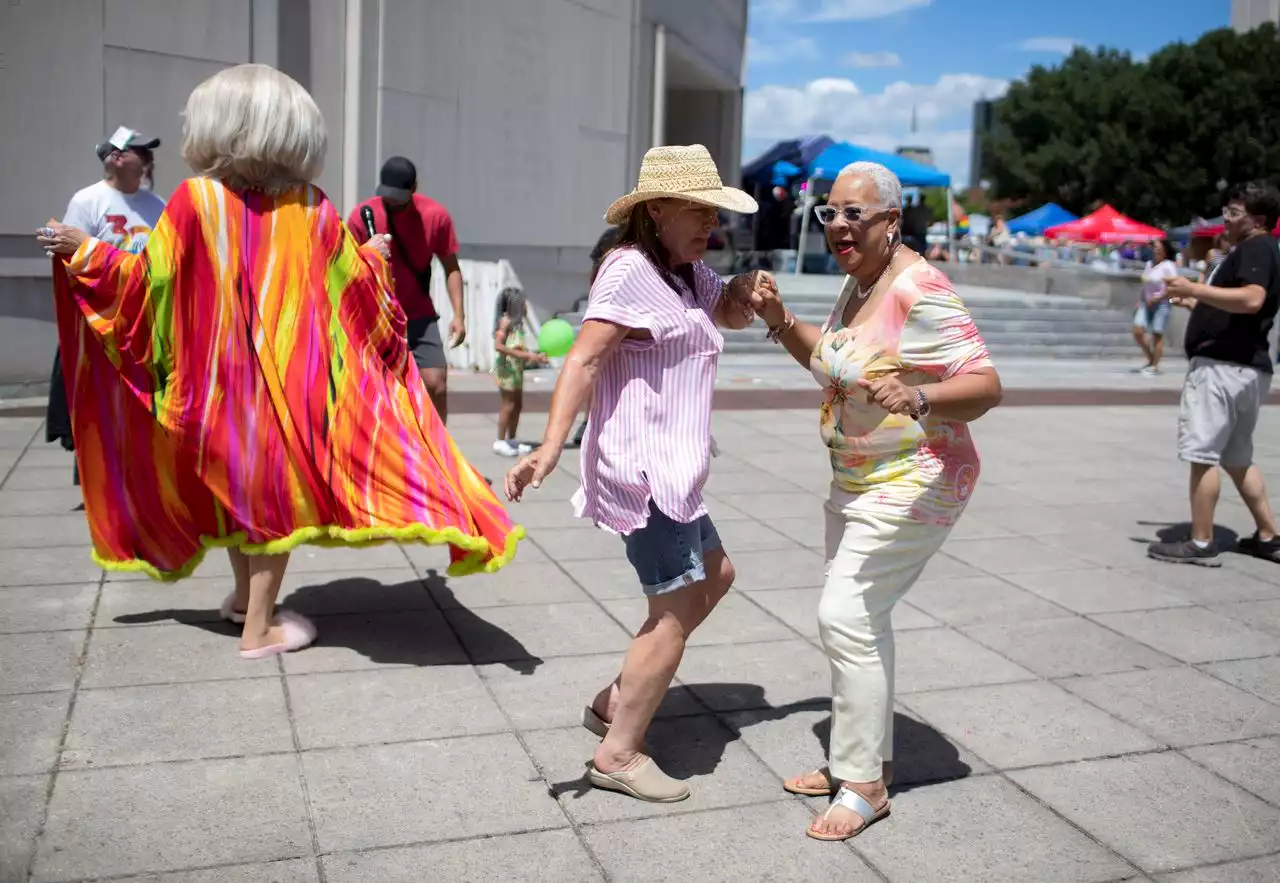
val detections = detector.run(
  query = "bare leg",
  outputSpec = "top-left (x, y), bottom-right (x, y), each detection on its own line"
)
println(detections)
top-left (1224, 464), bottom-right (1279, 540)
top-left (593, 551), bottom-right (735, 773)
top-left (1132, 326), bottom-right (1153, 365)
top-left (496, 389), bottom-right (516, 442)
top-left (1190, 463), bottom-right (1220, 545)
top-left (590, 549), bottom-right (732, 723)
top-left (509, 387), bottom-right (523, 441)
top-left (239, 553), bottom-right (290, 652)
top-left (1151, 333), bottom-right (1165, 370)
top-left (227, 548), bottom-right (250, 612)
top-left (422, 367), bottom-right (448, 424)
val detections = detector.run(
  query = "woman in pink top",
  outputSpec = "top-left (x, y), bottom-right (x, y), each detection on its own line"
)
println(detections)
top-left (505, 145), bottom-right (762, 803)
top-left (750, 162), bottom-right (1003, 842)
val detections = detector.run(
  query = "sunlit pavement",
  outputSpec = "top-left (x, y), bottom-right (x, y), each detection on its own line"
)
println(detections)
top-left (1, 406), bottom-right (1279, 882)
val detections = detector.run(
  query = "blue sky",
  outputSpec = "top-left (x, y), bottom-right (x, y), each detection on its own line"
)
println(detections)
top-left (743, 0), bottom-right (1230, 186)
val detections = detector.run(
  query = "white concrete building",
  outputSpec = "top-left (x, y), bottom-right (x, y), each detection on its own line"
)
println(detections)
top-left (1232, 0), bottom-right (1280, 32)
top-left (0, 0), bottom-right (747, 383)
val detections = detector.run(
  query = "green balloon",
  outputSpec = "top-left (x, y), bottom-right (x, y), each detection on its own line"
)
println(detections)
top-left (537, 318), bottom-right (576, 357)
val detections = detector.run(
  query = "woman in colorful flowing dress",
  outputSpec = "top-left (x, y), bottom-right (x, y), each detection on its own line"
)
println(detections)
top-left (36, 64), bottom-right (522, 659)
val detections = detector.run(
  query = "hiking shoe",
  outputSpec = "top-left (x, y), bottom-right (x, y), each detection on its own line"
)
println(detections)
top-left (1238, 532), bottom-right (1280, 562)
top-left (1147, 539), bottom-right (1222, 567)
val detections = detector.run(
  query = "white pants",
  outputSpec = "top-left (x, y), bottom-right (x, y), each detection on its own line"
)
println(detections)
top-left (819, 486), bottom-right (950, 782)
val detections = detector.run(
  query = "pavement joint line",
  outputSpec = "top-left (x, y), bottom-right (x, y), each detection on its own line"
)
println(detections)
top-left (1173, 744), bottom-right (1280, 813)
top-left (513, 515), bottom-right (897, 881)
top-left (23, 566), bottom-right (107, 882)
top-left (0, 422), bottom-right (40, 492)
top-left (390, 544), bottom-right (615, 883)
top-left (277, 652), bottom-right (329, 883)
top-left (901, 698), bottom-right (1154, 881)
top-left (43, 854), bottom-right (314, 883)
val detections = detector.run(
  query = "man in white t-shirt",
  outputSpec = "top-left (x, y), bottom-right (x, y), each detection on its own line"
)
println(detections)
top-left (45, 126), bottom-right (166, 487)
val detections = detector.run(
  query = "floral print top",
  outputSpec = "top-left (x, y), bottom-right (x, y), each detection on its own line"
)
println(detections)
top-left (809, 261), bottom-right (993, 526)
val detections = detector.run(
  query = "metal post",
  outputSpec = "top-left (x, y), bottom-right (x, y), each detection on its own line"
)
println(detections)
top-left (651, 25), bottom-right (666, 148)
top-left (945, 187), bottom-right (955, 259)
top-left (794, 175), bottom-right (817, 275)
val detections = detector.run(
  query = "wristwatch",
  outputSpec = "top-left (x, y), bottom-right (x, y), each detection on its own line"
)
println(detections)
top-left (913, 387), bottom-right (931, 419)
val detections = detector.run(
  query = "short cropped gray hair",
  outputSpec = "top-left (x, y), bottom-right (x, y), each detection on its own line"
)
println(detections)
top-left (181, 64), bottom-right (326, 195)
top-left (837, 162), bottom-right (903, 209)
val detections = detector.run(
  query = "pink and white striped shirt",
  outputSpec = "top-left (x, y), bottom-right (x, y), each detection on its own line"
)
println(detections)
top-left (572, 247), bottom-right (724, 534)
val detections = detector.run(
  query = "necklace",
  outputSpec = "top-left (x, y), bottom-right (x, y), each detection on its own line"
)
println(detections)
top-left (855, 242), bottom-right (901, 300)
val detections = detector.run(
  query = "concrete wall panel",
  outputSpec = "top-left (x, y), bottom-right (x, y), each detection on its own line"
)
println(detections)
top-left (103, 0), bottom-right (251, 64)
top-left (0, 1), bottom-right (105, 235)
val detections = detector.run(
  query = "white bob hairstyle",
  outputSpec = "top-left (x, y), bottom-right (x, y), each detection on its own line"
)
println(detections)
top-left (836, 161), bottom-right (903, 209)
top-left (181, 63), bottom-right (326, 195)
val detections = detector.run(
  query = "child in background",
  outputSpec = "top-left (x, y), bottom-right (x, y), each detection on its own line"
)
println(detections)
top-left (492, 288), bottom-right (548, 457)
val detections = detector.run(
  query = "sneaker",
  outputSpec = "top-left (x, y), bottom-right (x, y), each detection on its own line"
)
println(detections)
top-left (492, 440), bottom-right (519, 457)
top-left (1140, 365), bottom-right (1159, 376)
top-left (1147, 539), bottom-right (1222, 567)
top-left (1238, 532), bottom-right (1280, 562)
top-left (516, 442), bottom-right (534, 455)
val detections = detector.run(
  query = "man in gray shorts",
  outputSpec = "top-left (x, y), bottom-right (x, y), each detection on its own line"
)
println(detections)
top-left (1148, 182), bottom-right (1280, 566)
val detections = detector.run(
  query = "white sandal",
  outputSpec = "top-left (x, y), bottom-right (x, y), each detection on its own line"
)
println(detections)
top-left (807, 785), bottom-right (890, 842)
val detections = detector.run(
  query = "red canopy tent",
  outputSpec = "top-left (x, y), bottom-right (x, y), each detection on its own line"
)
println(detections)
top-left (1044, 205), bottom-right (1164, 243)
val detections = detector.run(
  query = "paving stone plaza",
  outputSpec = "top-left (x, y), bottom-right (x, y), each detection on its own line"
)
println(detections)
top-left (1, 404), bottom-right (1279, 882)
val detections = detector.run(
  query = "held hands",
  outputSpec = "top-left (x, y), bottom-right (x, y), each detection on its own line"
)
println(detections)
top-left (744, 270), bottom-right (787, 327)
top-left (524, 351), bottom-right (551, 366)
top-left (857, 374), bottom-right (918, 416)
top-left (505, 445), bottom-right (561, 502)
top-left (35, 220), bottom-right (88, 256)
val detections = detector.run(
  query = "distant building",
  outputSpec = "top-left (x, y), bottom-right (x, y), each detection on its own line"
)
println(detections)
top-left (895, 146), bottom-right (936, 168)
top-left (0, 0), bottom-right (747, 383)
top-left (969, 98), bottom-right (998, 188)
top-left (1233, 0), bottom-right (1280, 31)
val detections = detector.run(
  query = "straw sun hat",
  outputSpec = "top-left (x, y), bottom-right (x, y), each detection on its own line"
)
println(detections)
top-left (605, 144), bottom-right (758, 225)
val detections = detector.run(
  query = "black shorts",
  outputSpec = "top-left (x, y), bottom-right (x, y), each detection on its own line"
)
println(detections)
top-left (406, 317), bottom-right (447, 371)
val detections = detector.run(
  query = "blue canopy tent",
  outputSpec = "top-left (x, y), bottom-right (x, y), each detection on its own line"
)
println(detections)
top-left (794, 141), bottom-right (953, 273)
top-left (770, 160), bottom-right (802, 187)
top-left (805, 142), bottom-right (951, 188)
top-left (740, 134), bottom-right (835, 189)
top-left (1006, 202), bottom-right (1077, 236)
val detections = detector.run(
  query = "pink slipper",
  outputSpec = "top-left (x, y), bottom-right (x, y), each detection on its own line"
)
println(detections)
top-left (239, 610), bottom-right (317, 659)
top-left (220, 592), bottom-right (247, 625)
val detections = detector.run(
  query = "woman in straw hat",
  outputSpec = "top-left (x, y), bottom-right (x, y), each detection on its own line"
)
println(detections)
top-left (36, 64), bottom-right (522, 660)
top-left (747, 162), bottom-right (1002, 840)
top-left (505, 144), bottom-right (767, 802)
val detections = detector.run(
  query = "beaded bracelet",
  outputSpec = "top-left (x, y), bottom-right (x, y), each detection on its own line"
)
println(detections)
top-left (766, 311), bottom-right (795, 343)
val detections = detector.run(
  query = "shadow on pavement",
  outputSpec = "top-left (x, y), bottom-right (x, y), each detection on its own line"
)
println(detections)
top-left (550, 685), bottom-right (970, 800)
top-left (112, 572), bottom-right (544, 674)
top-left (1145, 521), bottom-right (1242, 548)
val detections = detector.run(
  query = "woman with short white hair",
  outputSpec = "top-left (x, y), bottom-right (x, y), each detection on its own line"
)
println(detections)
top-left (37, 64), bottom-right (521, 659)
top-left (747, 161), bottom-right (1002, 840)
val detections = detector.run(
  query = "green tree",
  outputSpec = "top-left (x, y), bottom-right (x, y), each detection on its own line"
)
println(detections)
top-left (983, 24), bottom-right (1280, 225)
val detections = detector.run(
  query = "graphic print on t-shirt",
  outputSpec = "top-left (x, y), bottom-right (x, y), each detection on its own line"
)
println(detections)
top-left (62, 180), bottom-right (166, 256)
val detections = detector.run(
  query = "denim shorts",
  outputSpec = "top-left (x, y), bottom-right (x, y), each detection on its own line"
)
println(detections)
top-left (1133, 300), bottom-right (1171, 335)
top-left (623, 501), bottom-right (723, 596)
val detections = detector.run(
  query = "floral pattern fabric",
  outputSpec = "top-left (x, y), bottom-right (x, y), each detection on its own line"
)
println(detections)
top-left (809, 261), bottom-right (993, 526)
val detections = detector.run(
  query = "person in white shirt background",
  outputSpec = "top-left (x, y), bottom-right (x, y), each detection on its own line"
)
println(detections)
top-left (43, 127), bottom-right (166, 487)
top-left (1132, 239), bottom-right (1180, 376)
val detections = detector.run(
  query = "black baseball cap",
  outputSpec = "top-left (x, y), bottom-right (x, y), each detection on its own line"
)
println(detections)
top-left (95, 126), bottom-right (160, 162)
top-left (376, 156), bottom-right (417, 202)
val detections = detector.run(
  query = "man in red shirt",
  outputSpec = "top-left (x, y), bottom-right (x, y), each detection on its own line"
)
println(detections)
top-left (348, 156), bottom-right (466, 421)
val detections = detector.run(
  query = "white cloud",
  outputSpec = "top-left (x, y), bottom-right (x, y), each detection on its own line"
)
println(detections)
top-left (806, 0), bottom-right (932, 21)
top-left (1016, 36), bottom-right (1078, 54)
top-left (743, 73), bottom-right (1009, 186)
top-left (750, 0), bottom-right (931, 22)
top-left (747, 35), bottom-right (820, 65)
top-left (843, 51), bottom-right (902, 69)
